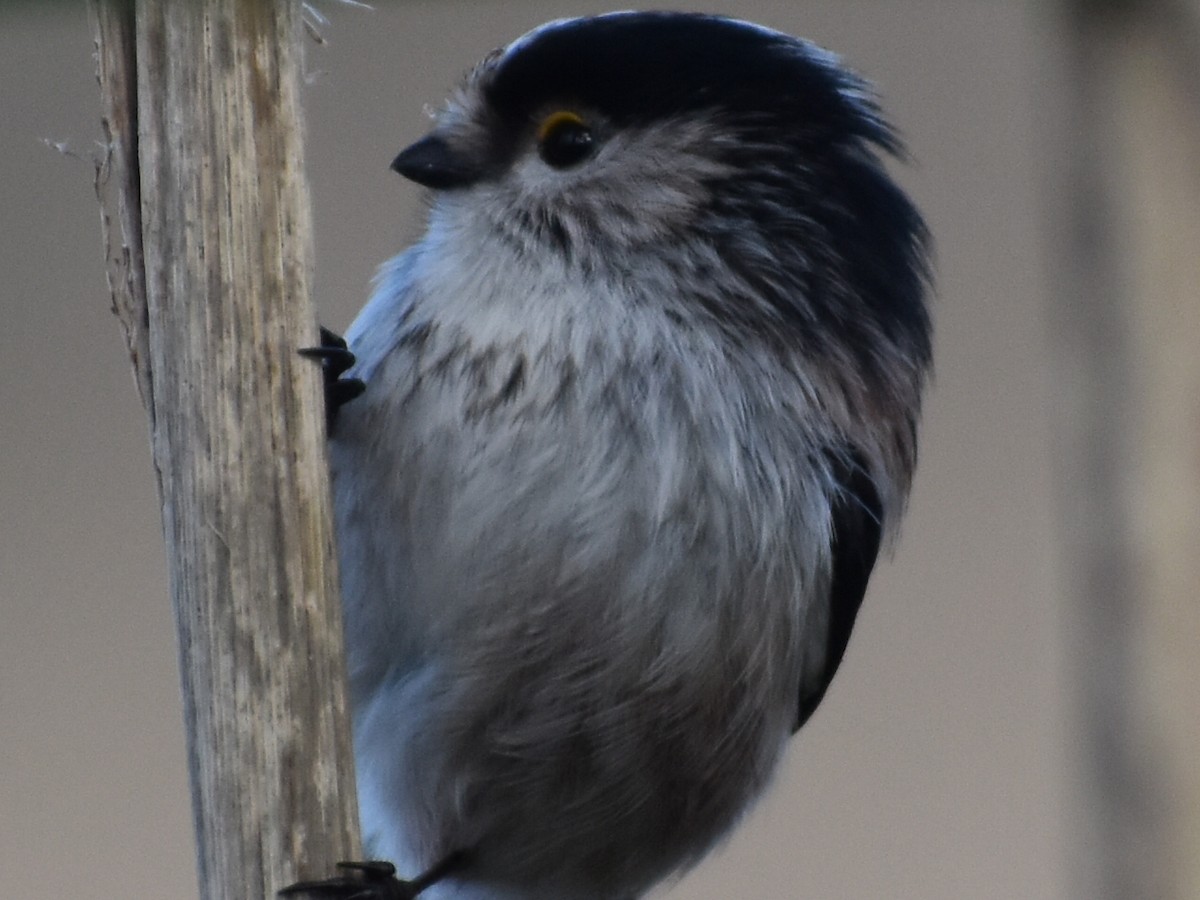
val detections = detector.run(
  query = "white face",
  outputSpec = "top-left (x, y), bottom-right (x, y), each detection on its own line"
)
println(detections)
top-left (428, 91), bottom-right (737, 273)
top-left (508, 114), bottom-right (734, 246)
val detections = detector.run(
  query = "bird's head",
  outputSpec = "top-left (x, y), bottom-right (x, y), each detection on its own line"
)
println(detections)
top-left (393, 12), bottom-right (931, 457)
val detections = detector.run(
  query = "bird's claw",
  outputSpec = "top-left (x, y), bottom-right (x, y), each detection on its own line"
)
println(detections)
top-left (300, 326), bottom-right (366, 434)
top-left (280, 852), bottom-right (468, 900)
top-left (279, 860), bottom-right (418, 900)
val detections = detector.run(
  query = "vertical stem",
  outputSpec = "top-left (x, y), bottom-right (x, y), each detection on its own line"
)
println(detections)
top-left (92, 1), bottom-right (362, 897)
top-left (1050, 1), bottom-right (1200, 897)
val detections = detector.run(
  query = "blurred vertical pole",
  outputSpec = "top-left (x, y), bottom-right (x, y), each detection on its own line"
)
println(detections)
top-left (91, 1), bottom-right (362, 897)
top-left (1051, 1), bottom-right (1200, 897)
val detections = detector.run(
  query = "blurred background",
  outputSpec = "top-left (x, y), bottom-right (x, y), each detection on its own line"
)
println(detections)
top-left (2, 1), bottom-right (1197, 898)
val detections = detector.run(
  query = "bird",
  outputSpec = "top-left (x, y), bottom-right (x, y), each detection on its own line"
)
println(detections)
top-left (287, 11), bottom-right (931, 900)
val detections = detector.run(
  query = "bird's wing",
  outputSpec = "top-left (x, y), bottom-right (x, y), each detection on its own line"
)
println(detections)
top-left (794, 451), bottom-right (882, 731)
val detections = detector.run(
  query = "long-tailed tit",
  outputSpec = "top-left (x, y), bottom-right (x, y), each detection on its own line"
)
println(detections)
top-left (290, 12), bottom-right (931, 900)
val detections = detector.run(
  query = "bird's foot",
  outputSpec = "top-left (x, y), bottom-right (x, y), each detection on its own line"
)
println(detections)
top-left (299, 326), bottom-right (365, 434)
top-left (280, 853), bottom-right (467, 900)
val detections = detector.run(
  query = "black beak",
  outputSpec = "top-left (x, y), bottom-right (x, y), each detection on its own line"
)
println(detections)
top-left (391, 134), bottom-right (482, 190)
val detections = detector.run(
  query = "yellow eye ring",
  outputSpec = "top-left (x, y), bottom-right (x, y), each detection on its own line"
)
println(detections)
top-left (536, 110), bottom-right (595, 169)
top-left (537, 110), bottom-right (588, 144)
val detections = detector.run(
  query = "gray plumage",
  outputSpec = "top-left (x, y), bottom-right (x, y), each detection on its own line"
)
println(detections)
top-left (329, 12), bottom-right (931, 899)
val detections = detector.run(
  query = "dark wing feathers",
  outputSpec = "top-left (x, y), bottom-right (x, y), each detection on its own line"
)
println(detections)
top-left (794, 451), bottom-right (883, 731)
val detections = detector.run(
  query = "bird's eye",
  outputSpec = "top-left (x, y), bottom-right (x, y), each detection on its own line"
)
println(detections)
top-left (536, 111), bottom-right (594, 169)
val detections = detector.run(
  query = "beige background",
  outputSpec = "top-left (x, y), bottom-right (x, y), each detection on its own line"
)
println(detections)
top-left (1, 2), bottom-right (1073, 898)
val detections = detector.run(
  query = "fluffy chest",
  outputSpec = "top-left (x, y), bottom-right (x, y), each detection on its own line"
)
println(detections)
top-left (334, 244), bottom-right (840, 884)
top-left (334, 243), bottom-right (834, 699)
